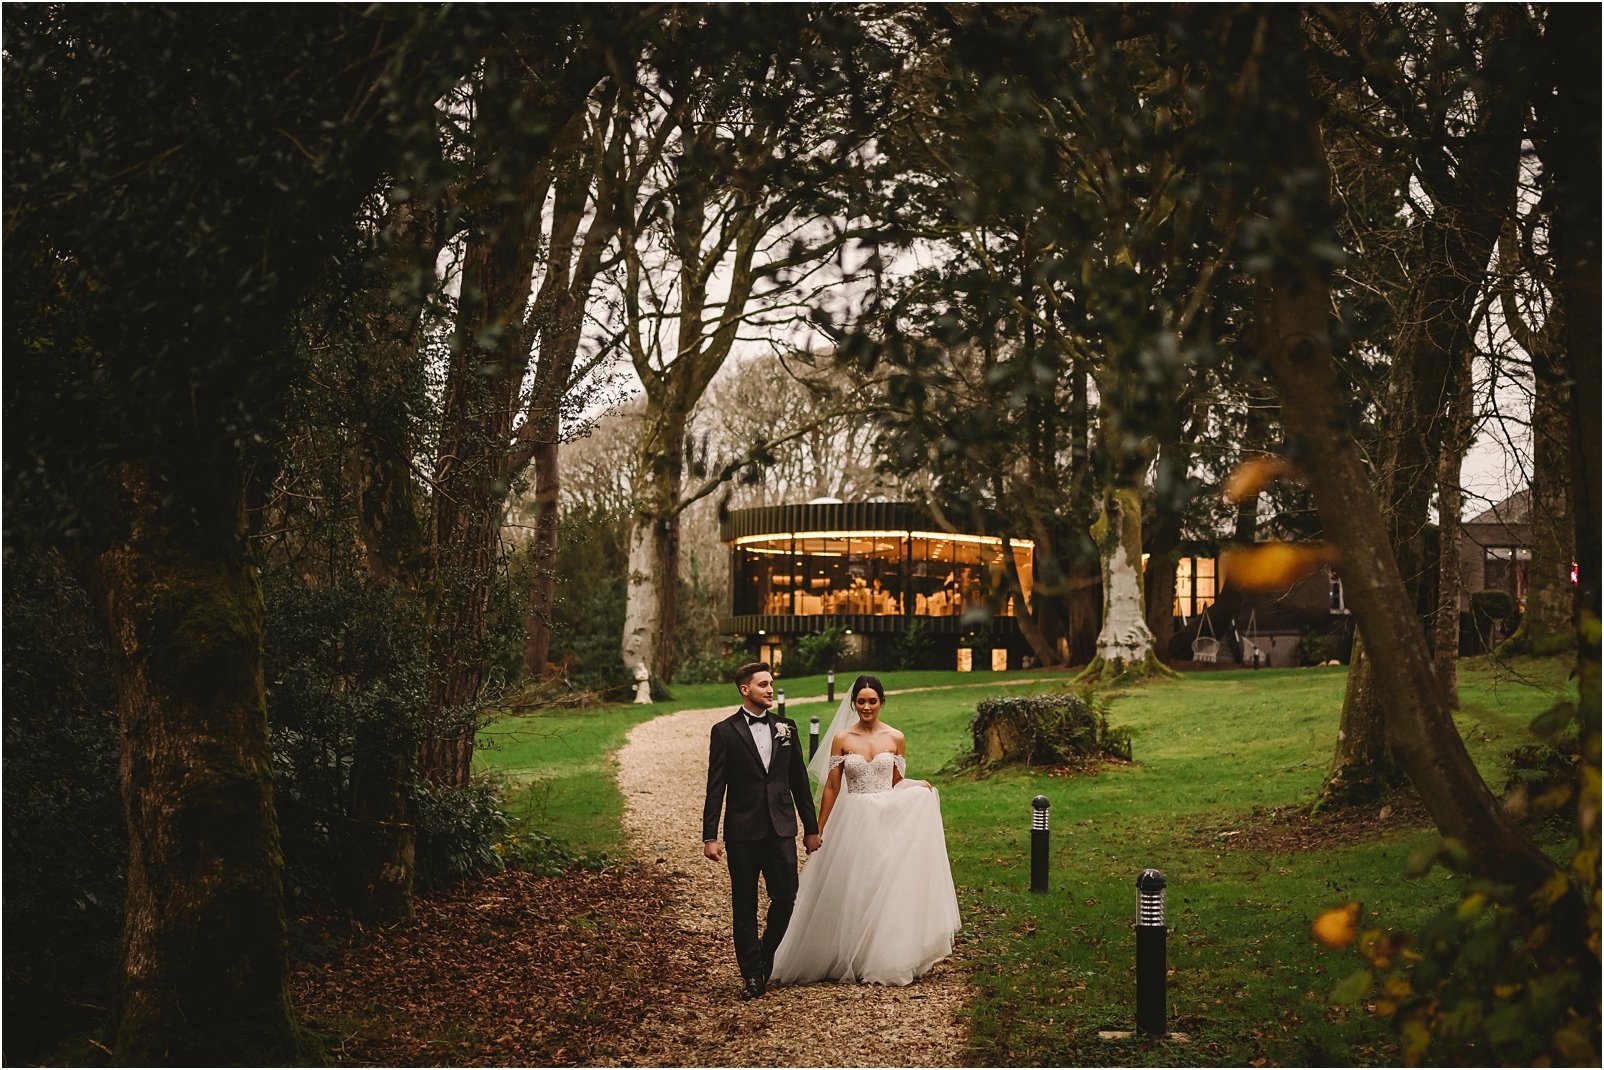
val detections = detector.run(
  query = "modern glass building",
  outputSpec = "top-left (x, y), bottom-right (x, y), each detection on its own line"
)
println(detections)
top-left (721, 501), bottom-right (1035, 671)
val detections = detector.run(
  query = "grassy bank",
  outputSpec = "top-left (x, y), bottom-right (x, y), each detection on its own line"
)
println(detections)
top-left (477, 656), bottom-right (1574, 1065)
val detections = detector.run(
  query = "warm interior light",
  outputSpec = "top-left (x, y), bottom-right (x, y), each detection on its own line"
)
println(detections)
top-left (733, 529), bottom-right (1034, 551)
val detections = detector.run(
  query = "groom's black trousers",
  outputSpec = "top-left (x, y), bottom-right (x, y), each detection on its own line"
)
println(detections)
top-left (725, 833), bottom-right (799, 980)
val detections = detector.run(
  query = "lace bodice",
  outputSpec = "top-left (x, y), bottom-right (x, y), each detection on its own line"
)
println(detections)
top-left (830, 751), bottom-right (906, 794)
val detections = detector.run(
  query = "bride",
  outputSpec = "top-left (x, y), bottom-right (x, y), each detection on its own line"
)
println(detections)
top-left (770, 674), bottom-right (961, 985)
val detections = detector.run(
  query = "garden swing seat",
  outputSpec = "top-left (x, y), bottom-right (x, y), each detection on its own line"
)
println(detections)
top-left (1191, 613), bottom-right (1219, 663)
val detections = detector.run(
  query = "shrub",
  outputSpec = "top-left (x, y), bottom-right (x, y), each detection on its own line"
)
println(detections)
top-left (967, 689), bottom-right (1132, 769)
top-left (1316, 693), bottom-right (1598, 1066)
top-left (1469, 589), bottom-right (1520, 651)
top-left (499, 828), bottom-right (612, 877)
top-left (2, 549), bottom-right (125, 1060)
top-left (793, 625), bottom-right (850, 676)
top-left (892, 618), bottom-right (938, 670)
top-left (264, 577), bottom-right (428, 909)
top-left (675, 649), bottom-right (750, 685)
top-left (413, 778), bottom-right (511, 892)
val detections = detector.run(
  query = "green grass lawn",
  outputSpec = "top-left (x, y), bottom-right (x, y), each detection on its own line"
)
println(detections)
top-left (477, 656), bottom-right (1575, 1066)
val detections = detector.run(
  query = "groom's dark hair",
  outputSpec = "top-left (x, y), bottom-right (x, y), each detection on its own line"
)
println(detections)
top-left (733, 661), bottom-right (771, 687)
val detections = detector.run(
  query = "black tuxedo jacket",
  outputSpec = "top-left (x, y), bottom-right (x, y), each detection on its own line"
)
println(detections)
top-left (702, 709), bottom-right (819, 843)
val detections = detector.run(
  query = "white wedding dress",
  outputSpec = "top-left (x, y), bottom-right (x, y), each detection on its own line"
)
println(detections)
top-left (770, 751), bottom-right (961, 985)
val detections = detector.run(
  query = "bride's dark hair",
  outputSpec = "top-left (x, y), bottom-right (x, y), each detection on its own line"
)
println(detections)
top-left (850, 674), bottom-right (885, 704)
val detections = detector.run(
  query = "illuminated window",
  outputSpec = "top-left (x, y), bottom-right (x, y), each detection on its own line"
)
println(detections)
top-left (956, 648), bottom-right (973, 672)
top-left (991, 648), bottom-right (1008, 671)
top-left (732, 529), bottom-right (1032, 619)
top-left (1172, 556), bottom-right (1218, 619)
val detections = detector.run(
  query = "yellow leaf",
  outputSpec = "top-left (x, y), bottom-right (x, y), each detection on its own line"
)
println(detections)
top-left (1532, 870), bottom-right (1572, 908)
top-left (1313, 902), bottom-right (1359, 949)
top-left (1456, 891), bottom-right (1487, 922)
top-left (1491, 983), bottom-right (1520, 999)
top-left (1382, 976), bottom-right (1413, 998)
top-left (1401, 1016), bottom-right (1433, 1065)
top-left (1222, 542), bottom-right (1338, 592)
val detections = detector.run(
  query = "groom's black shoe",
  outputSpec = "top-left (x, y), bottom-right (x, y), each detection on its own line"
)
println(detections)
top-left (737, 974), bottom-right (766, 1001)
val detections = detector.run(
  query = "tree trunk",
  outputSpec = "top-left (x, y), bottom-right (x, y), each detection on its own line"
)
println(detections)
top-left (1257, 61), bottom-right (1554, 886)
top-left (1080, 485), bottom-right (1171, 682)
top-left (621, 516), bottom-right (659, 703)
top-left (1144, 505), bottom-right (1181, 663)
top-left (1001, 533), bottom-right (1061, 667)
top-left (1433, 370), bottom-right (1473, 706)
top-left (522, 432), bottom-right (560, 679)
top-left (1497, 323), bottom-right (1574, 655)
top-left (1325, 7), bottom-right (1524, 800)
top-left (1545, 1), bottom-right (1601, 881)
top-left (1317, 638), bottom-right (1401, 810)
top-left (653, 482), bottom-right (684, 684)
top-left (422, 53), bottom-right (549, 785)
top-left (1064, 360), bottom-right (1100, 665)
top-left (95, 466), bottom-right (308, 1064)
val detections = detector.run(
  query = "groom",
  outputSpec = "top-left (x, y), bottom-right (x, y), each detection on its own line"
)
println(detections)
top-left (702, 661), bottom-right (821, 1001)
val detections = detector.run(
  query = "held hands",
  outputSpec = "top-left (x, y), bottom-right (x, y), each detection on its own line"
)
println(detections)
top-left (804, 833), bottom-right (823, 854)
top-left (703, 840), bottom-right (723, 862)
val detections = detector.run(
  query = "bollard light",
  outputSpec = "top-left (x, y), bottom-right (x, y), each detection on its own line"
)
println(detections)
top-left (1030, 795), bottom-right (1050, 894)
top-left (1136, 868), bottom-right (1168, 1037)
top-left (809, 714), bottom-right (820, 758)
top-left (777, 688), bottom-right (786, 719)
top-left (827, 667), bottom-right (835, 702)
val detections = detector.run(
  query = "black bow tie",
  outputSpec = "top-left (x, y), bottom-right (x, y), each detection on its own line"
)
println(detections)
top-left (744, 712), bottom-right (771, 726)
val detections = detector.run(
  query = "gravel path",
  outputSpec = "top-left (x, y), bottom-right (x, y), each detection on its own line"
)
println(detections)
top-left (608, 696), bottom-right (972, 1068)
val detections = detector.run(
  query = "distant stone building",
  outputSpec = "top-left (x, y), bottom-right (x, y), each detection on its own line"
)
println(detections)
top-left (1458, 489), bottom-right (1534, 611)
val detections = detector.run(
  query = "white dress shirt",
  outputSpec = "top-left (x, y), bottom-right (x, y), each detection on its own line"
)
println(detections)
top-left (745, 710), bottom-right (774, 771)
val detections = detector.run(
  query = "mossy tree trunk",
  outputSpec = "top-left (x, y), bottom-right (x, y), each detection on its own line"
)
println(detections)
top-left (1317, 637), bottom-right (1401, 810)
top-left (1256, 29), bottom-right (1556, 886)
top-left (1317, 5), bottom-right (1525, 807)
top-left (94, 466), bottom-right (309, 1064)
top-left (1080, 486), bottom-right (1173, 683)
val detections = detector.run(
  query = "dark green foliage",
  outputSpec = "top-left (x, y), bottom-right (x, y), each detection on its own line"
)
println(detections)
top-left (891, 619), bottom-right (940, 670)
top-left (1333, 862), bottom-right (1598, 1066)
top-left (793, 626), bottom-right (851, 676)
top-left (500, 829), bottom-right (612, 878)
top-left (263, 577), bottom-right (428, 909)
top-left (545, 505), bottom-right (630, 691)
top-left (967, 689), bottom-right (1132, 769)
top-left (413, 779), bottom-right (511, 892)
top-left (1, 550), bottom-right (124, 1061)
top-left (674, 649), bottom-right (751, 686)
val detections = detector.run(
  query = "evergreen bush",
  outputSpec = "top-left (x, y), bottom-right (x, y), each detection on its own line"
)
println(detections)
top-left (793, 625), bottom-right (850, 676)
top-left (2, 550), bottom-right (125, 1060)
top-left (413, 778), bottom-right (511, 891)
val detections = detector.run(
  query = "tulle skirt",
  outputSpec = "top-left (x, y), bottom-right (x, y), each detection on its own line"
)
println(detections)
top-left (771, 781), bottom-right (961, 986)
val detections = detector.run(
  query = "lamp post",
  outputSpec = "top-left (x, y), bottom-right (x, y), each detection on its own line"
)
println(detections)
top-left (1136, 869), bottom-right (1168, 1037)
top-left (827, 667), bottom-right (835, 702)
top-left (809, 714), bottom-right (820, 758)
top-left (1030, 796), bottom-right (1050, 893)
top-left (776, 688), bottom-right (786, 719)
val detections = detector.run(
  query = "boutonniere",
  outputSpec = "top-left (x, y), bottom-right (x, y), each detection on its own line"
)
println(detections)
top-left (773, 722), bottom-right (793, 746)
